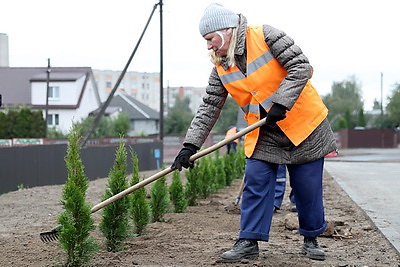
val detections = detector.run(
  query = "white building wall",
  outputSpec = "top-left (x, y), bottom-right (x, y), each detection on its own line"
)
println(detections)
top-left (131, 120), bottom-right (158, 136)
top-left (32, 74), bottom-right (100, 134)
top-left (0, 33), bottom-right (9, 67)
top-left (31, 78), bottom-right (84, 106)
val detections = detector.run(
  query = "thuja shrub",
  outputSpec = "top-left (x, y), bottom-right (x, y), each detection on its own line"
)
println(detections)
top-left (129, 149), bottom-right (150, 235)
top-left (213, 149), bottom-right (226, 190)
top-left (223, 152), bottom-right (236, 186)
top-left (150, 176), bottom-right (170, 222)
top-left (169, 170), bottom-right (188, 213)
top-left (58, 127), bottom-right (98, 266)
top-left (185, 166), bottom-right (200, 206)
top-left (100, 139), bottom-right (130, 252)
top-left (234, 145), bottom-right (246, 178)
top-left (197, 156), bottom-right (214, 199)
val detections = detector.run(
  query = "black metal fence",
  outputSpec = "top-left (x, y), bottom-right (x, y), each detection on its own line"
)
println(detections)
top-left (338, 128), bottom-right (398, 148)
top-left (0, 142), bottom-right (163, 194)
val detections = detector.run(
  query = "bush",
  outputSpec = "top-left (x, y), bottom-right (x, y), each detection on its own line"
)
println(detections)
top-left (169, 171), bottom-right (188, 213)
top-left (100, 139), bottom-right (130, 252)
top-left (185, 167), bottom-right (200, 206)
top-left (58, 127), bottom-right (98, 266)
top-left (150, 176), bottom-right (170, 222)
top-left (129, 149), bottom-right (150, 235)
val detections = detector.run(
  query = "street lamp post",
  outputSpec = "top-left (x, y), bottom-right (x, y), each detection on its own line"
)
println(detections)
top-left (45, 58), bottom-right (51, 138)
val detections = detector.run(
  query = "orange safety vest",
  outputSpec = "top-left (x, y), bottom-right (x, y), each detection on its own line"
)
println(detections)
top-left (217, 26), bottom-right (328, 157)
top-left (225, 127), bottom-right (239, 144)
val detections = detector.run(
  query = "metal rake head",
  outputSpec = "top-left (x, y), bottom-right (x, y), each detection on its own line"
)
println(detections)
top-left (40, 227), bottom-right (60, 243)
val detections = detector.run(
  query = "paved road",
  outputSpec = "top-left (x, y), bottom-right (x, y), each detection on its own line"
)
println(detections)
top-left (324, 148), bottom-right (400, 254)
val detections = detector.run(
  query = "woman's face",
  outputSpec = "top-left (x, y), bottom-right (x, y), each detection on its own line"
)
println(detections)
top-left (203, 28), bottom-right (232, 57)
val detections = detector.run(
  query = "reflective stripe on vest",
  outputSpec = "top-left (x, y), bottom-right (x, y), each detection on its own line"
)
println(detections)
top-left (217, 25), bottom-right (328, 157)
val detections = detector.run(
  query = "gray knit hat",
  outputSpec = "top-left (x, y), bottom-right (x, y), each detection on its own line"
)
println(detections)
top-left (199, 3), bottom-right (239, 36)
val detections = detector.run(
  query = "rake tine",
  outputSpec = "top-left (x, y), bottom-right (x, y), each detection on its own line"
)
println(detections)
top-left (40, 227), bottom-right (60, 243)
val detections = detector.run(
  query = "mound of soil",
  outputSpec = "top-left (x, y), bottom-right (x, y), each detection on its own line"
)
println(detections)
top-left (0, 169), bottom-right (399, 266)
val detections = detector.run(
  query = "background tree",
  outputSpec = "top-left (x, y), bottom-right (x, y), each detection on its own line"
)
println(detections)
top-left (214, 97), bottom-right (238, 133)
top-left (0, 108), bottom-right (45, 138)
top-left (111, 113), bottom-right (130, 137)
top-left (14, 107), bottom-right (32, 137)
top-left (322, 76), bottom-right (364, 130)
top-left (385, 83), bottom-right (400, 128)
top-left (372, 98), bottom-right (382, 111)
top-left (73, 112), bottom-right (130, 138)
top-left (31, 110), bottom-right (45, 137)
top-left (371, 83), bottom-right (400, 129)
top-left (0, 112), bottom-right (8, 138)
top-left (164, 96), bottom-right (193, 134)
top-left (356, 108), bottom-right (366, 128)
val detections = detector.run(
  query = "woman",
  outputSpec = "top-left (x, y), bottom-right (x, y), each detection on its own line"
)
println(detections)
top-left (172, 3), bottom-right (337, 262)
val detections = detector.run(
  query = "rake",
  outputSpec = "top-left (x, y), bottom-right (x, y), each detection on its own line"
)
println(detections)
top-left (40, 118), bottom-right (267, 243)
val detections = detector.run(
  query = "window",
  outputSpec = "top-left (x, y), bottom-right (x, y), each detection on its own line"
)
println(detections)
top-left (48, 86), bottom-right (59, 99)
top-left (47, 114), bottom-right (59, 126)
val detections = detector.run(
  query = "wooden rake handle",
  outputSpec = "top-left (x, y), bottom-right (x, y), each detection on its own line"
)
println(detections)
top-left (91, 118), bottom-right (267, 213)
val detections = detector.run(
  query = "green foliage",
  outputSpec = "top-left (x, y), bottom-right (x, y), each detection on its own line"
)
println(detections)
top-left (197, 156), bottom-right (214, 199)
top-left (386, 84), bottom-right (400, 128)
top-left (129, 149), bottom-right (150, 235)
top-left (169, 171), bottom-right (188, 213)
top-left (337, 117), bottom-right (348, 130)
top-left (323, 76), bottom-right (364, 130)
top-left (223, 152), bottom-right (236, 186)
top-left (0, 107), bottom-right (45, 138)
top-left (164, 96), bottom-right (194, 134)
top-left (73, 112), bottom-right (130, 138)
top-left (183, 145), bottom-right (245, 206)
top-left (233, 145), bottom-right (246, 177)
top-left (100, 138), bottom-right (130, 252)
top-left (371, 114), bottom-right (394, 129)
top-left (356, 108), bottom-right (366, 127)
top-left (372, 98), bottom-right (382, 110)
top-left (214, 97), bottom-right (239, 133)
top-left (112, 113), bottom-right (130, 136)
top-left (185, 167), bottom-right (200, 206)
top-left (213, 150), bottom-right (227, 189)
top-left (0, 112), bottom-right (7, 138)
top-left (344, 109), bottom-right (353, 129)
top-left (58, 127), bottom-right (98, 266)
top-left (150, 176), bottom-right (170, 222)
top-left (47, 126), bottom-right (68, 138)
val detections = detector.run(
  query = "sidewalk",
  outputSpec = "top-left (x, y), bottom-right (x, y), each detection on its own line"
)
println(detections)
top-left (324, 148), bottom-right (400, 255)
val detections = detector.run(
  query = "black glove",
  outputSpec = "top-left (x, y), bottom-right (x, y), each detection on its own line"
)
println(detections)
top-left (265, 103), bottom-right (287, 125)
top-left (171, 143), bottom-right (199, 171)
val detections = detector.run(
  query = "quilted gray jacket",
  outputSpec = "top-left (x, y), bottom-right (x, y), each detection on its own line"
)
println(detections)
top-left (184, 14), bottom-right (337, 164)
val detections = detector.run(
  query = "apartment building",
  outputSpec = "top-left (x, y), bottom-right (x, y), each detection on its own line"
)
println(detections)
top-left (93, 69), bottom-right (206, 114)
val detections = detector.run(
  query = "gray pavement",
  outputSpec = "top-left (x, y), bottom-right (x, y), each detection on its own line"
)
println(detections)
top-left (324, 148), bottom-right (400, 254)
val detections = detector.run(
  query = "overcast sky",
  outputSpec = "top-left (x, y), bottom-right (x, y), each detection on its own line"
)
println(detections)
top-left (1, 0), bottom-right (399, 110)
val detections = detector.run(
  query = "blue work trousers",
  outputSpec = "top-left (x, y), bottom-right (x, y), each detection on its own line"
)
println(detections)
top-left (239, 158), bottom-right (327, 241)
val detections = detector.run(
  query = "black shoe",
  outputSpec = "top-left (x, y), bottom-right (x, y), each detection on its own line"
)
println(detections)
top-left (220, 239), bottom-right (259, 262)
top-left (290, 202), bottom-right (297, 212)
top-left (302, 236), bottom-right (325, 260)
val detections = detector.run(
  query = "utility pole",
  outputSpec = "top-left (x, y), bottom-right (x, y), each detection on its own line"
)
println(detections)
top-left (45, 58), bottom-right (51, 138)
top-left (79, 3), bottom-right (159, 147)
top-left (159, 0), bottom-right (164, 140)
top-left (381, 72), bottom-right (383, 115)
